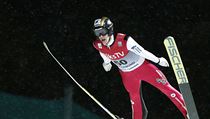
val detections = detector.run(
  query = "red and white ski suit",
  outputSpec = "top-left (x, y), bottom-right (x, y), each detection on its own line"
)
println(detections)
top-left (93, 33), bottom-right (187, 119)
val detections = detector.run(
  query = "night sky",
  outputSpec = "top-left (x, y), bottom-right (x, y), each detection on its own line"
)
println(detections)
top-left (1, 0), bottom-right (209, 119)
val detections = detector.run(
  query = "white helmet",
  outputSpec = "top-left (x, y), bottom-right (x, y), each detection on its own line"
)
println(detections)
top-left (93, 17), bottom-right (113, 37)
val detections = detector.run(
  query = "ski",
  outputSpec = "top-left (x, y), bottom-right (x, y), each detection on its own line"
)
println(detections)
top-left (163, 36), bottom-right (199, 119)
top-left (43, 42), bottom-right (123, 119)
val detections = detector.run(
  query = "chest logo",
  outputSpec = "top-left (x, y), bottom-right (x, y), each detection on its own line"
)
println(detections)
top-left (105, 51), bottom-right (125, 60)
top-left (118, 41), bottom-right (122, 47)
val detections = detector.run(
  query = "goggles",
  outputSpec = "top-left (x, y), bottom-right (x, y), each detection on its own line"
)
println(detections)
top-left (94, 27), bottom-right (108, 37)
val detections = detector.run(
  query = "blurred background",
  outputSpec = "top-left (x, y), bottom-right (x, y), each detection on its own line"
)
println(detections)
top-left (0, 0), bottom-right (209, 119)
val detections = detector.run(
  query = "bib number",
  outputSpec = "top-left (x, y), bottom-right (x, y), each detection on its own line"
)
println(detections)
top-left (113, 60), bottom-right (127, 66)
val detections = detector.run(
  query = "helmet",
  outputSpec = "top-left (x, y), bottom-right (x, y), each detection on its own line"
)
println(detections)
top-left (93, 17), bottom-right (113, 37)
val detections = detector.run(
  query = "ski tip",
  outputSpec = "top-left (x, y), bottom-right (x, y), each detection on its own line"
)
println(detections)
top-left (164, 36), bottom-right (174, 40)
top-left (43, 41), bottom-right (47, 46)
top-left (167, 36), bottom-right (174, 39)
top-left (43, 41), bottom-right (49, 49)
top-left (163, 36), bottom-right (174, 44)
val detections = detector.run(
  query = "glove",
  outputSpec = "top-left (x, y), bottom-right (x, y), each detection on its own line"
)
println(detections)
top-left (102, 62), bottom-right (112, 72)
top-left (158, 57), bottom-right (169, 67)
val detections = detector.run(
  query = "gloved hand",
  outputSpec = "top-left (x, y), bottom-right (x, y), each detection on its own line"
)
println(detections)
top-left (158, 57), bottom-right (169, 67)
top-left (102, 62), bottom-right (112, 72)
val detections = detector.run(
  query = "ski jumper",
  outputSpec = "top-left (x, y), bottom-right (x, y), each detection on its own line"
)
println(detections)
top-left (93, 33), bottom-right (187, 119)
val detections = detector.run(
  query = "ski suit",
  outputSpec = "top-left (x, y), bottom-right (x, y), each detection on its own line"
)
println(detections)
top-left (93, 33), bottom-right (187, 119)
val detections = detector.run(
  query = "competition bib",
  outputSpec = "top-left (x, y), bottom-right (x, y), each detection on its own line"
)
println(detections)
top-left (112, 51), bottom-right (144, 72)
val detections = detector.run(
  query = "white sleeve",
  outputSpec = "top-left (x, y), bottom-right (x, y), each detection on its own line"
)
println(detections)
top-left (99, 52), bottom-right (111, 64)
top-left (127, 36), bottom-right (160, 63)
